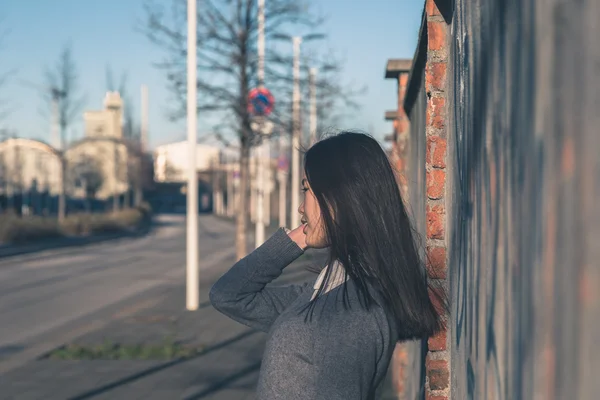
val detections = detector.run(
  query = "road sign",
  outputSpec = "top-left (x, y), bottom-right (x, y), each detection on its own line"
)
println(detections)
top-left (248, 87), bottom-right (275, 116)
top-left (251, 118), bottom-right (274, 136)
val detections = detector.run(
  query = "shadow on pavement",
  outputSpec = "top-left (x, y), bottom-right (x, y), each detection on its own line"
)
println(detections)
top-left (182, 361), bottom-right (262, 400)
top-left (66, 329), bottom-right (259, 400)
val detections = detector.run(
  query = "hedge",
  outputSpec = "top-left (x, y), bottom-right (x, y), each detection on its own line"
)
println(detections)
top-left (0, 203), bottom-right (152, 245)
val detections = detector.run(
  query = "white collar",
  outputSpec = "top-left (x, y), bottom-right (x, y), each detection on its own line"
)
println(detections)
top-left (311, 260), bottom-right (348, 299)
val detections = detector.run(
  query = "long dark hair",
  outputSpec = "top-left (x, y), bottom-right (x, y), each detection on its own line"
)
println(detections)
top-left (304, 131), bottom-right (444, 340)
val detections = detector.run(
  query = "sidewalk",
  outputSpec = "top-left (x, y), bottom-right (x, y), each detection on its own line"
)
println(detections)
top-left (0, 249), bottom-right (326, 400)
top-left (0, 245), bottom-right (396, 399)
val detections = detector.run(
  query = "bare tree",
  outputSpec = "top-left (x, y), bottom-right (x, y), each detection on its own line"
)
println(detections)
top-left (42, 44), bottom-right (86, 220)
top-left (0, 18), bottom-right (15, 124)
top-left (44, 44), bottom-right (86, 147)
top-left (142, 0), bottom-right (359, 258)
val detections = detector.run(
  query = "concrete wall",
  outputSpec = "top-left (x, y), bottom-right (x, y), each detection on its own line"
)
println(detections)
top-left (398, 0), bottom-right (600, 398)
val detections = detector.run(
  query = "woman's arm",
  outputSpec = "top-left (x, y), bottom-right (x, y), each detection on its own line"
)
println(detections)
top-left (209, 228), bottom-right (310, 332)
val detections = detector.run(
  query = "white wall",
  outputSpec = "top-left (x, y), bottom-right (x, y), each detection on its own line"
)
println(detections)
top-left (153, 141), bottom-right (221, 183)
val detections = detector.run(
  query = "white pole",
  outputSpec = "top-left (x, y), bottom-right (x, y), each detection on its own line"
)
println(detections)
top-left (309, 68), bottom-right (317, 146)
top-left (51, 95), bottom-right (60, 150)
top-left (186, 0), bottom-right (199, 311)
top-left (135, 84), bottom-right (149, 207)
top-left (227, 161), bottom-right (234, 216)
top-left (290, 37), bottom-right (302, 228)
top-left (250, 149), bottom-right (256, 223)
top-left (264, 156), bottom-right (271, 227)
top-left (278, 133), bottom-right (287, 227)
top-left (255, 0), bottom-right (266, 247)
top-left (141, 85), bottom-right (149, 152)
top-left (255, 139), bottom-right (265, 246)
top-left (257, 0), bottom-right (265, 85)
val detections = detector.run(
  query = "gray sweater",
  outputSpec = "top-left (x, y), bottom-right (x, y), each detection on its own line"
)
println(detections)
top-left (209, 229), bottom-right (398, 400)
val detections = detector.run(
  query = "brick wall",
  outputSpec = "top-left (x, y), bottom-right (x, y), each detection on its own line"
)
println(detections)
top-left (384, 58), bottom-right (416, 399)
top-left (395, 0), bottom-right (600, 399)
top-left (423, 1), bottom-right (450, 398)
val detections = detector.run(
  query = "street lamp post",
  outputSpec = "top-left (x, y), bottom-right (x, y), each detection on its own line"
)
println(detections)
top-left (255, 0), bottom-right (268, 247)
top-left (278, 132), bottom-right (287, 227)
top-left (309, 68), bottom-right (318, 146)
top-left (186, 0), bottom-right (199, 311)
top-left (290, 36), bottom-right (302, 229)
top-left (271, 32), bottom-right (323, 229)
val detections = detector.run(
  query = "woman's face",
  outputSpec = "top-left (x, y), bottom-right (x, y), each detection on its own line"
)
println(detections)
top-left (299, 176), bottom-right (328, 248)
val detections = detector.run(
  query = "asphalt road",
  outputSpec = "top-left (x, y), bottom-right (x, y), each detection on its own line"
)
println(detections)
top-left (0, 214), bottom-right (242, 375)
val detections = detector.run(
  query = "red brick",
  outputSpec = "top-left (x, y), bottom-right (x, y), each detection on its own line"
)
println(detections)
top-left (428, 21), bottom-right (446, 51)
top-left (426, 136), bottom-right (447, 168)
top-left (426, 169), bottom-right (445, 199)
top-left (426, 62), bottom-right (447, 92)
top-left (396, 118), bottom-right (409, 134)
top-left (426, 357), bottom-right (449, 390)
top-left (428, 328), bottom-right (447, 351)
top-left (426, 205), bottom-right (445, 239)
top-left (427, 246), bottom-right (447, 279)
top-left (426, 0), bottom-right (441, 16)
top-left (399, 73), bottom-right (409, 87)
top-left (396, 157), bottom-right (405, 172)
top-left (426, 97), bottom-right (446, 130)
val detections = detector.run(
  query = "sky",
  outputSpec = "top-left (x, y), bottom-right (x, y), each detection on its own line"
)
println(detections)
top-left (0, 0), bottom-right (423, 150)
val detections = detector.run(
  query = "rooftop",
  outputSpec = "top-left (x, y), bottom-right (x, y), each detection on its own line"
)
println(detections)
top-left (385, 59), bottom-right (413, 79)
top-left (385, 110), bottom-right (398, 121)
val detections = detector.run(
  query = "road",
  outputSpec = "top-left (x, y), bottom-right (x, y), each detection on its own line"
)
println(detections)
top-left (0, 214), bottom-right (240, 375)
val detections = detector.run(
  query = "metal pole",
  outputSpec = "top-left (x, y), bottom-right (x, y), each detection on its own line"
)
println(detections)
top-left (141, 85), bottom-right (149, 152)
top-left (186, 0), bottom-right (199, 311)
top-left (255, 0), bottom-right (266, 247)
top-left (309, 68), bottom-right (317, 146)
top-left (264, 155), bottom-right (271, 227)
top-left (255, 137), bottom-right (265, 246)
top-left (51, 95), bottom-right (60, 150)
top-left (290, 37), bottom-right (302, 228)
top-left (257, 0), bottom-right (265, 85)
top-left (227, 158), bottom-right (234, 216)
top-left (136, 85), bottom-right (149, 207)
top-left (250, 151), bottom-right (256, 223)
top-left (278, 133), bottom-right (287, 227)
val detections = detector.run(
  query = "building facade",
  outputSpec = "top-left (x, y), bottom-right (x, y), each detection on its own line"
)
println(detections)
top-left (0, 91), bottom-right (142, 212)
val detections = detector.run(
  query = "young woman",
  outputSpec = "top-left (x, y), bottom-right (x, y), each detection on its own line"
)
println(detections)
top-left (210, 131), bottom-right (444, 399)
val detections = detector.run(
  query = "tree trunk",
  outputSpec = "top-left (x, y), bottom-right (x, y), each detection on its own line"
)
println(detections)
top-left (236, 143), bottom-right (250, 260)
top-left (134, 157), bottom-right (144, 207)
top-left (58, 157), bottom-right (66, 222)
top-left (124, 187), bottom-right (130, 209)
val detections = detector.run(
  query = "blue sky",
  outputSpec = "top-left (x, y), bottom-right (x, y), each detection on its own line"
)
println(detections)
top-left (1, 0), bottom-right (423, 149)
